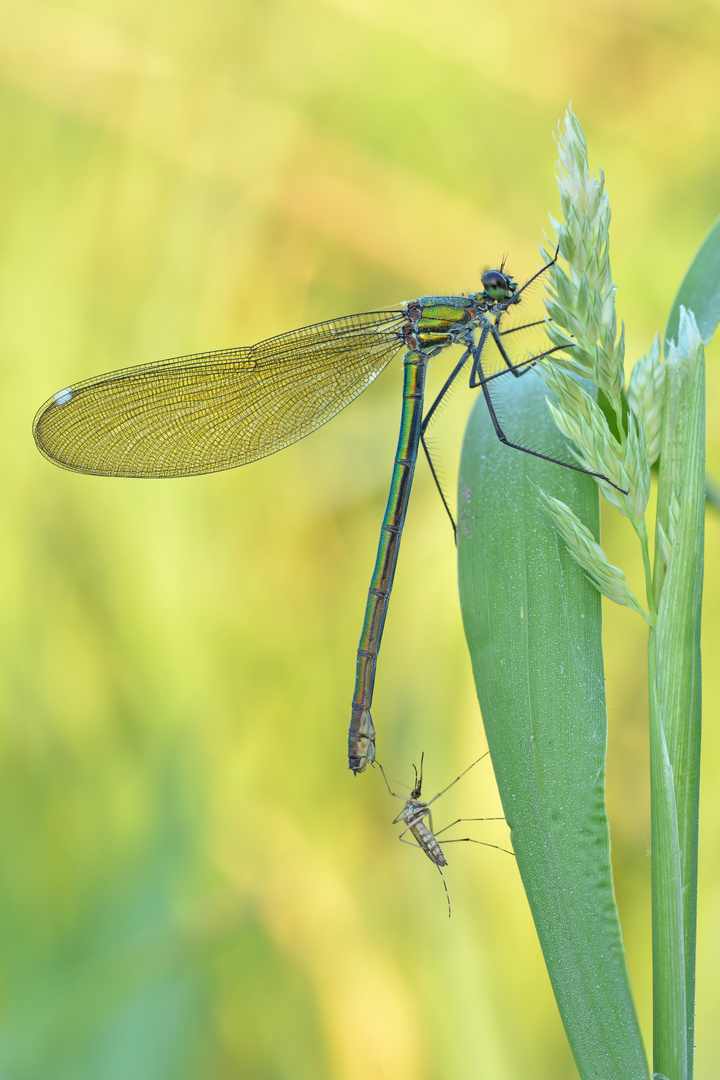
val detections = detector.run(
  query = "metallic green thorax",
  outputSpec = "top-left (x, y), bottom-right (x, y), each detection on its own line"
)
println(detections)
top-left (411, 285), bottom-right (517, 353)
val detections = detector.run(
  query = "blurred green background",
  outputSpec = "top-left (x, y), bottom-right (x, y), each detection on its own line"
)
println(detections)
top-left (3, 0), bottom-right (720, 1076)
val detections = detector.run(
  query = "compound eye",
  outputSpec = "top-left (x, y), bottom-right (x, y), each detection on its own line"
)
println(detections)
top-left (482, 270), bottom-right (509, 299)
top-left (483, 270), bottom-right (506, 289)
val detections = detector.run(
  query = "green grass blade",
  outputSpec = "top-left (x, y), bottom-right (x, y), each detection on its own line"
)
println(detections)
top-left (665, 215), bottom-right (720, 349)
top-left (649, 309), bottom-right (705, 1080)
top-left (457, 371), bottom-right (647, 1080)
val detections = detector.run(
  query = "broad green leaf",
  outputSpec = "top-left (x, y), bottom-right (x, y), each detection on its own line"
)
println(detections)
top-left (457, 371), bottom-right (647, 1080)
top-left (665, 214), bottom-right (720, 349)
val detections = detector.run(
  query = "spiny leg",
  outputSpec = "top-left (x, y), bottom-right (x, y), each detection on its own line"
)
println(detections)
top-left (419, 323), bottom-right (543, 540)
top-left (420, 324), bottom-right (542, 475)
top-left (469, 321), bottom-right (559, 384)
top-left (491, 317), bottom-right (547, 378)
top-left (470, 337), bottom-right (627, 491)
top-left (419, 346), bottom-right (473, 540)
top-left (510, 245), bottom-right (559, 305)
top-left (496, 317), bottom-right (545, 338)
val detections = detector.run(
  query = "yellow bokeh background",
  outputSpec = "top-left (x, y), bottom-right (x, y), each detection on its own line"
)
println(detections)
top-left (3, 1), bottom-right (719, 1076)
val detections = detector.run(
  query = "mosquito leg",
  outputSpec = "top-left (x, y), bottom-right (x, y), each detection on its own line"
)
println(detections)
top-left (398, 836), bottom-right (425, 850)
top-left (426, 751), bottom-right (491, 807)
top-left (377, 761), bottom-right (411, 803)
top-left (437, 837), bottom-right (515, 857)
top-left (396, 855), bottom-right (452, 918)
top-left (436, 864), bottom-right (451, 918)
top-left (397, 837), bottom-right (452, 916)
top-left (433, 817), bottom-right (505, 836)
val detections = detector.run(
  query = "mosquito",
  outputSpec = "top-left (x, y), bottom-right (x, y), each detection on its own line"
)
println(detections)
top-left (378, 750), bottom-right (514, 917)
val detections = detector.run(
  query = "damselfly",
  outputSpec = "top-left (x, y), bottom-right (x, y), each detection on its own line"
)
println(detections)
top-left (379, 751), bottom-right (513, 917)
top-left (32, 252), bottom-right (607, 772)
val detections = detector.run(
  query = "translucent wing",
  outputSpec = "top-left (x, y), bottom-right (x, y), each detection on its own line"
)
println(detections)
top-left (33, 310), bottom-right (406, 477)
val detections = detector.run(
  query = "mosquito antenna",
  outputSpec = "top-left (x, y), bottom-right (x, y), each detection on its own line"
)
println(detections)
top-left (415, 752), bottom-right (425, 798)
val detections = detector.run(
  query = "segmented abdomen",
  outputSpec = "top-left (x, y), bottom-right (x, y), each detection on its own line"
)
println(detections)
top-left (410, 821), bottom-right (447, 867)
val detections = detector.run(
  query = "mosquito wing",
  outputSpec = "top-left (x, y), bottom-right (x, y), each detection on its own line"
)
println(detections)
top-left (33, 310), bottom-right (406, 478)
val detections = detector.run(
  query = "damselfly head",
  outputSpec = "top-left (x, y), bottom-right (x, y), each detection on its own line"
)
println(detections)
top-left (480, 269), bottom-right (518, 303)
